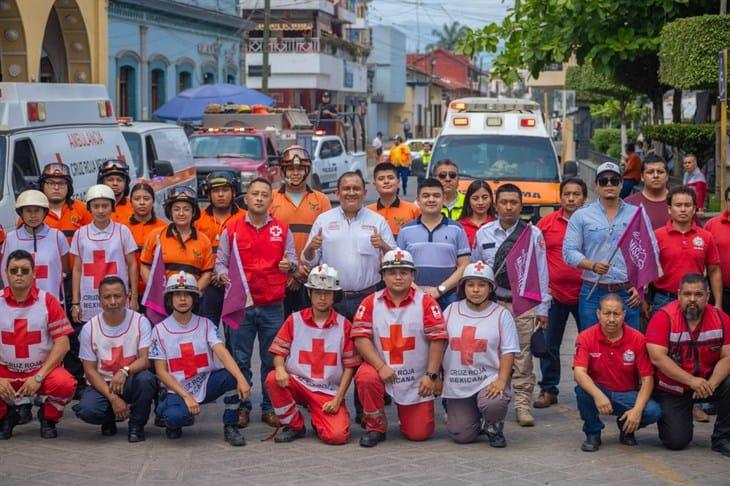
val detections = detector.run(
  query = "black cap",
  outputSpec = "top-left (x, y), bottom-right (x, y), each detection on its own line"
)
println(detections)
top-left (322, 91), bottom-right (331, 97)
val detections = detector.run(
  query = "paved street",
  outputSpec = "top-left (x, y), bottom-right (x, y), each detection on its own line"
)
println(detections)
top-left (1, 313), bottom-right (727, 485)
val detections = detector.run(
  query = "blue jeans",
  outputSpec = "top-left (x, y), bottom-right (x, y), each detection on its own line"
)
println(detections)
top-left (579, 283), bottom-right (639, 332)
top-left (539, 299), bottom-right (580, 395)
top-left (652, 291), bottom-right (675, 313)
top-left (73, 370), bottom-right (157, 427)
top-left (397, 166), bottom-right (410, 195)
top-left (437, 290), bottom-right (458, 310)
top-left (620, 179), bottom-right (639, 199)
top-left (575, 385), bottom-right (661, 436)
top-left (199, 284), bottom-right (225, 324)
top-left (156, 369), bottom-right (240, 428)
top-left (227, 302), bottom-right (284, 413)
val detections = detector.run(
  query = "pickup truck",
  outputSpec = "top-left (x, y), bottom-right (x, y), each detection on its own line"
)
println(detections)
top-left (309, 133), bottom-right (369, 192)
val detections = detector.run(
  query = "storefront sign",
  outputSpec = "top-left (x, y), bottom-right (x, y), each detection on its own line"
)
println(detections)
top-left (255, 22), bottom-right (313, 31)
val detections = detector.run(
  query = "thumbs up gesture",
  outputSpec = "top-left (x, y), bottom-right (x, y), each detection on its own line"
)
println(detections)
top-left (370, 227), bottom-right (384, 250)
top-left (309, 228), bottom-right (324, 252)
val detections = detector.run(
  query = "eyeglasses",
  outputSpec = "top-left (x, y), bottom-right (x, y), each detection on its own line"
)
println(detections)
top-left (597, 176), bottom-right (622, 187)
top-left (8, 267), bottom-right (31, 276)
top-left (42, 163), bottom-right (70, 177)
top-left (437, 171), bottom-right (458, 180)
top-left (44, 180), bottom-right (68, 188)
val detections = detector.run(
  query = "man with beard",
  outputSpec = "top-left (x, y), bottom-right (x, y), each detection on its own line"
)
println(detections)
top-left (646, 273), bottom-right (730, 455)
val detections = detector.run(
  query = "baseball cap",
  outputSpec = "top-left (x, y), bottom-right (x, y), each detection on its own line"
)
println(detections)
top-left (322, 91), bottom-right (331, 97)
top-left (596, 162), bottom-right (621, 178)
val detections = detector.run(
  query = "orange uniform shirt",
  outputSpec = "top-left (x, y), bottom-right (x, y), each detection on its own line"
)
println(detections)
top-left (270, 187), bottom-right (332, 258)
top-left (366, 198), bottom-right (420, 237)
top-left (43, 199), bottom-right (93, 244)
top-left (111, 197), bottom-right (135, 224)
top-left (195, 206), bottom-right (246, 253)
top-left (140, 225), bottom-right (215, 278)
top-left (122, 215), bottom-right (168, 295)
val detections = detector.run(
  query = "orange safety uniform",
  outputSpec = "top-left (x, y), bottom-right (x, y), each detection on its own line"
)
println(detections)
top-left (366, 198), bottom-right (421, 237)
top-left (270, 186), bottom-right (332, 257)
top-left (140, 225), bottom-right (215, 278)
top-left (111, 197), bottom-right (135, 224)
top-left (36, 200), bottom-right (93, 244)
top-left (195, 206), bottom-right (246, 253)
top-left (123, 215), bottom-right (167, 295)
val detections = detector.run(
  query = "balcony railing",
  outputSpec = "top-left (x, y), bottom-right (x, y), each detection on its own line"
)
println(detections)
top-left (245, 38), bottom-right (322, 54)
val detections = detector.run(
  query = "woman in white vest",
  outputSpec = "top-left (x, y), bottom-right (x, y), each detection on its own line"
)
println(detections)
top-left (265, 264), bottom-right (361, 445)
top-left (70, 184), bottom-right (139, 324)
top-left (1, 190), bottom-right (69, 301)
top-left (441, 261), bottom-right (520, 447)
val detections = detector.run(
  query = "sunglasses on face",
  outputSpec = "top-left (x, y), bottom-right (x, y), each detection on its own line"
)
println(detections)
top-left (8, 267), bottom-right (32, 276)
top-left (437, 171), bottom-right (458, 180)
top-left (597, 176), bottom-right (622, 187)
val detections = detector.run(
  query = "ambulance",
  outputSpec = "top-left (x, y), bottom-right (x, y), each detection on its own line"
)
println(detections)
top-left (0, 83), bottom-right (134, 231)
top-left (428, 97), bottom-right (563, 221)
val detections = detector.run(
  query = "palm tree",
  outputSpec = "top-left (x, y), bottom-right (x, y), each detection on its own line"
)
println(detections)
top-left (426, 21), bottom-right (468, 51)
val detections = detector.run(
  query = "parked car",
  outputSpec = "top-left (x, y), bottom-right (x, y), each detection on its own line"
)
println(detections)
top-left (310, 133), bottom-right (369, 192)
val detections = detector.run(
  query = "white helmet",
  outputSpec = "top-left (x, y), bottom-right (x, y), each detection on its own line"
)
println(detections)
top-left (459, 260), bottom-right (495, 287)
top-left (381, 248), bottom-right (416, 271)
top-left (15, 190), bottom-right (49, 216)
top-left (164, 271), bottom-right (200, 295)
top-left (304, 264), bottom-right (341, 291)
top-left (86, 184), bottom-right (116, 209)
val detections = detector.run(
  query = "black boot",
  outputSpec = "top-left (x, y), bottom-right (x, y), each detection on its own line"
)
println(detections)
top-left (359, 431), bottom-right (386, 447)
top-left (485, 421), bottom-right (506, 448)
top-left (16, 404), bottom-right (32, 425)
top-left (224, 425), bottom-right (246, 446)
top-left (617, 418), bottom-right (637, 446)
top-left (165, 426), bottom-right (182, 439)
top-left (38, 409), bottom-right (58, 439)
top-left (581, 434), bottom-right (601, 452)
top-left (0, 408), bottom-right (19, 440)
top-left (101, 419), bottom-right (117, 437)
top-left (274, 426), bottom-right (306, 443)
top-left (128, 424), bottom-right (145, 443)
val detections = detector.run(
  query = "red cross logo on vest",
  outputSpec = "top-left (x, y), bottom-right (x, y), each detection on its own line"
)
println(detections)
top-left (379, 324), bottom-right (415, 365)
top-left (298, 338), bottom-right (338, 379)
top-left (31, 254), bottom-right (48, 280)
top-left (474, 261), bottom-right (486, 272)
top-left (450, 325), bottom-right (488, 365)
top-left (83, 250), bottom-right (118, 289)
top-left (168, 342), bottom-right (209, 379)
top-left (100, 345), bottom-right (137, 373)
top-left (1, 319), bottom-right (42, 359)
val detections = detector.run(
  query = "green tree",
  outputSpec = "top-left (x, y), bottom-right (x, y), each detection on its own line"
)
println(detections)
top-left (426, 22), bottom-right (468, 51)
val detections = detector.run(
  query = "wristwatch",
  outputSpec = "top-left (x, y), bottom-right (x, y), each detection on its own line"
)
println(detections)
top-left (425, 371), bottom-right (440, 381)
top-left (437, 285), bottom-right (447, 296)
top-left (34, 373), bottom-right (44, 383)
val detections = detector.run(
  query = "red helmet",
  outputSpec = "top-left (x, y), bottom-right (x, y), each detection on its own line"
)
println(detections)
top-left (280, 145), bottom-right (312, 169)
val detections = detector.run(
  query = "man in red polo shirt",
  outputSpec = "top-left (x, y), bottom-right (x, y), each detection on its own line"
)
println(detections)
top-left (535, 177), bottom-right (586, 409)
top-left (704, 186), bottom-right (730, 315)
top-left (646, 273), bottom-right (730, 456)
top-left (573, 293), bottom-right (660, 452)
top-left (653, 186), bottom-right (721, 312)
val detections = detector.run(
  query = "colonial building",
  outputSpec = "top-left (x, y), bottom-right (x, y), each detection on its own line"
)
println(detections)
top-left (108, 0), bottom-right (252, 120)
top-left (0, 0), bottom-right (107, 84)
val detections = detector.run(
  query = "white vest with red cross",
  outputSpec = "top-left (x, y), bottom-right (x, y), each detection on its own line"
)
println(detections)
top-left (76, 223), bottom-right (129, 322)
top-left (372, 289), bottom-right (431, 405)
top-left (154, 316), bottom-right (221, 402)
top-left (442, 302), bottom-right (507, 399)
top-left (286, 311), bottom-right (346, 396)
top-left (88, 310), bottom-right (144, 382)
top-left (0, 291), bottom-right (54, 374)
top-left (1, 227), bottom-right (64, 301)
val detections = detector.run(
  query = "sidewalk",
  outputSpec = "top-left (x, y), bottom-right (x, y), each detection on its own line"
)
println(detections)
top-left (0, 320), bottom-right (727, 485)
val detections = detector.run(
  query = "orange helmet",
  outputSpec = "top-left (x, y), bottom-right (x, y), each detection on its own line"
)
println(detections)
top-left (280, 145), bottom-right (312, 169)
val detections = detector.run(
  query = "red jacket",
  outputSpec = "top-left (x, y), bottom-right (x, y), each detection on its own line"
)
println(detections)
top-left (227, 217), bottom-right (289, 305)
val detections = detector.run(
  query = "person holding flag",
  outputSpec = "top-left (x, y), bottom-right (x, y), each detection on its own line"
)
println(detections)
top-left (149, 271), bottom-right (250, 446)
top-left (472, 183), bottom-right (550, 427)
top-left (564, 162), bottom-right (659, 331)
top-left (265, 264), bottom-right (360, 444)
top-left (216, 177), bottom-right (297, 429)
top-left (442, 261), bottom-right (520, 447)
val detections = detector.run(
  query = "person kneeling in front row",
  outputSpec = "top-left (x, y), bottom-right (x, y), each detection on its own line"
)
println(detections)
top-left (573, 293), bottom-right (661, 452)
top-left (150, 271), bottom-right (250, 446)
top-left (265, 264), bottom-right (359, 444)
top-left (441, 261), bottom-right (519, 447)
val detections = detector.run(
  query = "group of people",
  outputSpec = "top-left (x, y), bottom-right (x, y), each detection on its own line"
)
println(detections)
top-left (0, 147), bottom-right (727, 459)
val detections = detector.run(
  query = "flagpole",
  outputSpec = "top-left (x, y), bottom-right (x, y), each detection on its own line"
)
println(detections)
top-left (585, 244), bottom-right (621, 300)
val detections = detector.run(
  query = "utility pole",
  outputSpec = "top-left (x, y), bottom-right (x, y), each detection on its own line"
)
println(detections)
top-left (261, 0), bottom-right (271, 94)
top-left (427, 50), bottom-right (435, 137)
top-left (720, 49), bottom-right (728, 205)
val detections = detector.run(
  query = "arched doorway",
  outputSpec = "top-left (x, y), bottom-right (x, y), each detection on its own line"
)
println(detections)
top-left (0, 0), bottom-right (28, 81)
top-left (41, 0), bottom-right (92, 83)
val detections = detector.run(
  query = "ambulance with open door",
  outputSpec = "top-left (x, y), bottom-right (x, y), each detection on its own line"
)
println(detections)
top-left (428, 97), bottom-right (563, 221)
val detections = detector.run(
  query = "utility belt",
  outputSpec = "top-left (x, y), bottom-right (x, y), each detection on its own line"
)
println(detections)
top-left (583, 280), bottom-right (631, 292)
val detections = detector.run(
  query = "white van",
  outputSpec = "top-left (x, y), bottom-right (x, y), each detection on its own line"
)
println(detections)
top-left (0, 83), bottom-right (135, 231)
top-left (119, 120), bottom-right (196, 214)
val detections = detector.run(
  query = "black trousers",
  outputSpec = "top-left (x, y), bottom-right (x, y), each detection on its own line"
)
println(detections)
top-left (654, 376), bottom-right (730, 450)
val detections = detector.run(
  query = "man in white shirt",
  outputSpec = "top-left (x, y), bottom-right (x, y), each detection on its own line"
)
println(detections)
top-left (371, 132), bottom-right (383, 159)
top-left (472, 183), bottom-right (551, 427)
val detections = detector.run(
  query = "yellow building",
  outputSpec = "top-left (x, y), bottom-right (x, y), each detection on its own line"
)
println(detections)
top-left (0, 0), bottom-right (107, 84)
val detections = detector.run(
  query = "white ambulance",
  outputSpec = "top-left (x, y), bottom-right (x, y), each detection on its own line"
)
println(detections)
top-left (0, 83), bottom-right (134, 232)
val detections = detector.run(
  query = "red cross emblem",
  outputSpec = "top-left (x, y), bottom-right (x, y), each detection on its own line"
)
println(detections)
top-left (168, 342), bottom-right (209, 379)
top-left (1, 319), bottom-right (42, 359)
top-left (474, 261), bottom-right (486, 272)
top-left (298, 338), bottom-right (338, 379)
top-left (31, 254), bottom-right (48, 280)
top-left (83, 250), bottom-right (118, 289)
top-left (177, 274), bottom-right (187, 285)
top-left (100, 345), bottom-right (137, 374)
top-left (379, 324), bottom-right (415, 365)
top-left (394, 250), bottom-right (405, 261)
top-left (269, 225), bottom-right (283, 238)
top-left (450, 326), bottom-right (488, 366)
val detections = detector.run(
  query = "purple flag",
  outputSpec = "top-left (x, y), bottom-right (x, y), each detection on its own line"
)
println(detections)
top-left (141, 244), bottom-right (167, 325)
top-left (505, 224), bottom-right (542, 317)
top-left (221, 234), bottom-right (252, 329)
top-left (617, 206), bottom-right (660, 289)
